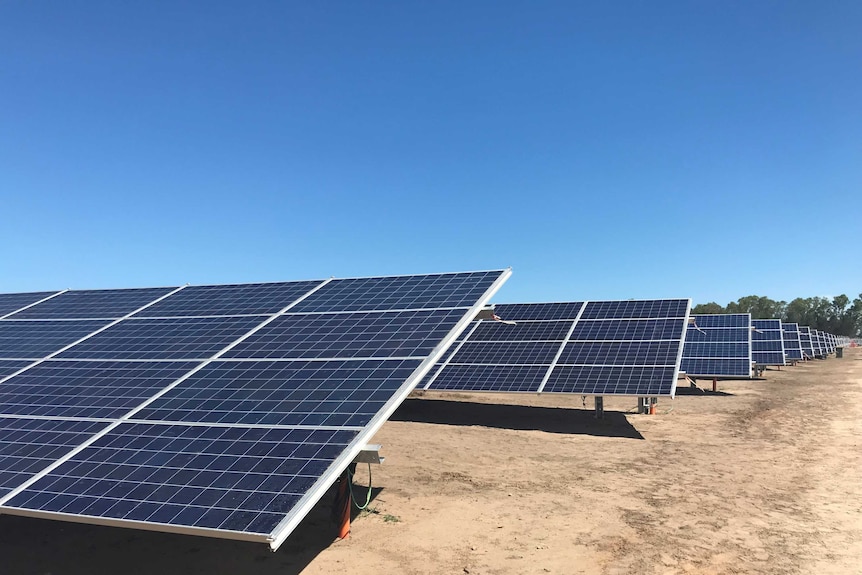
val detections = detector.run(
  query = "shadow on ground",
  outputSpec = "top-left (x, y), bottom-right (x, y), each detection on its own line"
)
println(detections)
top-left (675, 386), bottom-right (734, 397)
top-left (0, 482), bottom-right (381, 575)
top-left (390, 398), bottom-right (644, 439)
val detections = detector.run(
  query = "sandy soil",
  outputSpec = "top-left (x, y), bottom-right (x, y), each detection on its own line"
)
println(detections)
top-left (2, 348), bottom-right (860, 574)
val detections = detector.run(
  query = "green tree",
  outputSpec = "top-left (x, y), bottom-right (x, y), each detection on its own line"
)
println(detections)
top-left (692, 302), bottom-right (724, 314)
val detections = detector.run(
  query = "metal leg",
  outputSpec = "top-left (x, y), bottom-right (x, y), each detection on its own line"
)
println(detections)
top-left (595, 396), bottom-right (604, 419)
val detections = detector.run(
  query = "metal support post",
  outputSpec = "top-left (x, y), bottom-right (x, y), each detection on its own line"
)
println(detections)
top-left (595, 396), bottom-right (604, 419)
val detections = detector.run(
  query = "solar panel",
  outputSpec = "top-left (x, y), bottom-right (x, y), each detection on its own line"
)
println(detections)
top-left (781, 323), bottom-right (804, 361)
top-left (0, 270), bottom-right (510, 550)
top-left (798, 326), bottom-right (815, 359)
top-left (811, 330), bottom-right (825, 358)
top-left (751, 319), bottom-right (786, 366)
top-left (423, 298), bottom-right (691, 397)
top-left (680, 314), bottom-right (752, 378)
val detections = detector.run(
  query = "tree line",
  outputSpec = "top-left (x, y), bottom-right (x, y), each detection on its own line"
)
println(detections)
top-left (691, 294), bottom-right (862, 337)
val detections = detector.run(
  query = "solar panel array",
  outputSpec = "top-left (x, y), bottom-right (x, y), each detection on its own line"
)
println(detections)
top-left (751, 319), bottom-right (786, 366)
top-left (781, 323), bottom-right (804, 361)
top-left (680, 314), bottom-right (753, 378)
top-left (421, 299), bottom-right (691, 397)
top-left (0, 270), bottom-right (509, 549)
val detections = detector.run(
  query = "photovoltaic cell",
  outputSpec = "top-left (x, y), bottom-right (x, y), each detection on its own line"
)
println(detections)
top-left (134, 281), bottom-right (325, 318)
top-left (680, 314), bottom-right (752, 378)
top-left (0, 361), bottom-right (201, 419)
top-left (134, 359), bottom-right (422, 427)
top-left (0, 320), bottom-right (111, 360)
top-left (9, 288), bottom-right (175, 320)
top-left (0, 417), bottom-right (107, 498)
top-left (56, 316), bottom-right (268, 360)
top-left (4, 423), bottom-right (358, 537)
top-left (289, 271), bottom-right (503, 313)
top-left (223, 309), bottom-right (466, 360)
top-left (751, 319), bottom-right (786, 366)
top-left (0, 292), bottom-right (60, 317)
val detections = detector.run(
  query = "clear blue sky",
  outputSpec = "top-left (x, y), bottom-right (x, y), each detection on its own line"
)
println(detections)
top-left (2, 1), bottom-right (860, 306)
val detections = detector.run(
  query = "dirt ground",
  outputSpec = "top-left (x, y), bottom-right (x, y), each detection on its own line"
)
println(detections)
top-left (1, 348), bottom-right (860, 575)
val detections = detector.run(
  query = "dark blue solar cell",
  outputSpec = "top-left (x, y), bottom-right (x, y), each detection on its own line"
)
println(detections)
top-left (56, 316), bottom-right (267, 360)
top-left (134, 281), bottom-right (325, 317)
top-left (448, 341), bottom-right (561, 365)
top-left (679, 358), bottom-right (751, 377)
top-left (468, 320), bottom-right (574, 342)
top-left (690, 314), bottom-right (750, 328)
top-left (492, 302), bottom-right (585, 321)
top-left (0, 360), bottom-right (200, 419)
top-left (0, 320), bottom-right (111, 359)
top-left (569, 319), bottom-right (685, 341)
top-left (134, 359), bottom-right (422, 427)
top-left (223, 309), bottom-right (466, 360)
top-left (10, 288), bottom-right (176, 320)
top-left (0, 360), bottom-right (33, 379)
top-left (288, 271), bottom-right (504, 313)
top-left (544, 366), bottom-right (676, 395)
top-left (557, 341), bottom-right (680, 366)
top-left (426, 364), bottom-right (547, 392)
top-left (0, 292), bottom-right (61, 318)
top-left (580, 299), bottom-right (689, 320)
top-left (4, 423), bottom-right (358, 536)
top-left (0, 417), bottom-right (108, 498)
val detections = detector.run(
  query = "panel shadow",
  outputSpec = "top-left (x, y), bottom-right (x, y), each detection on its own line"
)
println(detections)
top-left (390, 398), bottom-right (644, 439)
